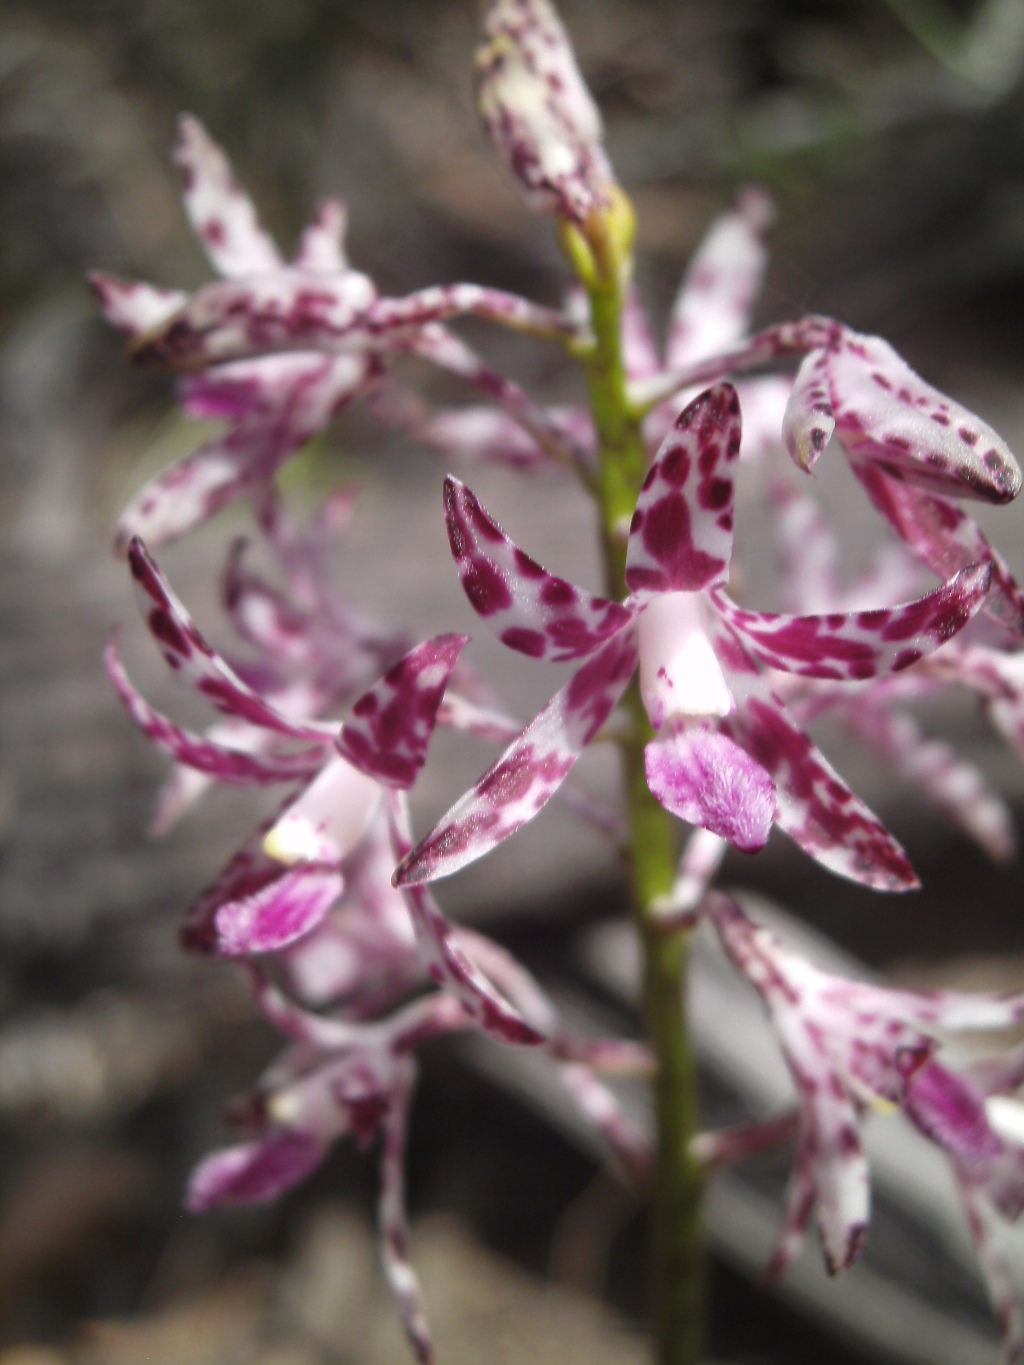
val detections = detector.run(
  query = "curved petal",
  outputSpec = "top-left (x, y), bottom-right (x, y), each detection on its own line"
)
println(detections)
top-left (174, 114), bottom-right (282, 278)
top-left (645, 725), bottom-right (775, 851)
top-left (185, 1131), bottom-right (328, 1211)
top-left (666, 188), bottom-right (775, 368)
top-left (852, 460), bottom-right (1024, 638)
top-left (720, 690), bottom-right (919, 891)
top-left (781, 348), bottom-right (834, 471)
top-left (105, 633), bottom-right (324, 783)
top-left (827, 330), bottom-right (1021, 504)
top-left (625, 384), bottom-right (740, 597)
top-left (89, 272), bottom-right (186, 339)
top-left (444, 476), bottom-right (634, 660)
top-left (394, 627), bottom-right (637, 886)
top-left (338, 634), bottom-right (468, 788)
top-left (711, 561), bottom-right (992, 682)
top-left (126, 538), bottom-right (331, 739)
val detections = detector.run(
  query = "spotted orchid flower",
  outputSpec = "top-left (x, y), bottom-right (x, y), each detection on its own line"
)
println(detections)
top-left (93, 116), bottom-right (586, 551)
top-left (702, 893), bottom-right (1024, 1291)
top-left (395, 383), bottom-right (993, 891)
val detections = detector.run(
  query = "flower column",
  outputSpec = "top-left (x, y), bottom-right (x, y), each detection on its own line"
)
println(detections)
top-left (568, 199), bottom-right (705, 1365)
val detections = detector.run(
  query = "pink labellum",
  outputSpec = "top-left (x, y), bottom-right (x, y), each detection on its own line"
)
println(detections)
top-left (174, 114), bottom-right (283, 279)
top-left (781, 348), bottom-right (834, 471)
top-left (826, 330), bottom-right (1022, 504)
top-left (88, 272), bottom-right (186, 338)
top-left (475, 0), bottom-right (614, 223)
top-left (721, 689), bottom-right (919, 891)
top-left (394, 627), bottom-right (638, 886)
top-left (625, 384), bottom-right (741, 597)
top-left (185, 1131), bottom-right (328, 1211)
top-left (126, 538), bottom-right (330, 740)
top-left (645, 725), bottom-right (776, 851)
top-left (293, 197), bottom-right (349, 274)
top-left (710, 561), bottom-right (992, 682)
top-left (338, 634), bottom-right (468, 788)
top-left (105, 633), bottom-right (324, 783)
top-left (853, 460), bottom-right (1024, 638)
top-left (666, 188), bottom-right (775, 369)
top-left (444, 476), bottom-right (634, 661)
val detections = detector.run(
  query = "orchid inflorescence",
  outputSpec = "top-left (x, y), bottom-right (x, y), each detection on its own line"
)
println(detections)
top-left (97, 1), bottom-right (1024, 1361)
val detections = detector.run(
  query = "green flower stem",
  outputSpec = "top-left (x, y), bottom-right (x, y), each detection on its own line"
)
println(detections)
top-left (573, 207), bottom-right (706, 1365)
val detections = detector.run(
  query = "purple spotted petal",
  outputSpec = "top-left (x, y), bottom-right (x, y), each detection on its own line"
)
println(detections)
top-left (388, 794), bottom-right (544, 1046)
top-left (853, 460), bottom-right (1024, 638)
top-left (394, 626), bottom-right (638, 886)
top-left (174, 114), bottom-right (282, 278)
top-left (293, 198), bottom-right (349, 273)
top-left (826, 330), bottom-right (1022, 503)
top-left (185, 1131), bottom-right (328, 1211)
top-left (781, 348), bottom-right (834, 471)
top-left (710, 561), bottom-right (992, 682)
top-left (105, 633), bottom-right (324, 783)
top-left (625, 384), bottom-right (741, 597)
top-left (338, 634), bottom-right (468, 788)
top-left (475, 0), bottom-right (614, 223)
top-left (665, 188), bottom-right (775, 368)
top-left (133, 277), bottom-right (573, 369)
top-left (843, 701), bottom-right (1016, 862)
top-left (645, 726), bottom-right (776, 851)
top-left (126, 538), bottom-right (330, 739)
top-left (959, 1184), bottom-right (1024, 1362)
top-left (444, 476), bottom-right (634, 660)
top-left (180, 815), bottom-right (343, 956)
top-left (89, 272), bottom-right (186, 338)
top-left (377, 1076), bottom-right (433, 1364)
top-left (720, 689), bottom-right (919, 891)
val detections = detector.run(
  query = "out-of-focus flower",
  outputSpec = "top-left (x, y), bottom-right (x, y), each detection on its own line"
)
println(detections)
top-left (703, 894), bottom-right (1024, 1295)
top-left (396, 384), bottom-right (992, 890)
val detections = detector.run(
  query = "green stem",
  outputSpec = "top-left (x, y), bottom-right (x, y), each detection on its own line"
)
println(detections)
top-left (576, 217), bottom-right (706, 1365)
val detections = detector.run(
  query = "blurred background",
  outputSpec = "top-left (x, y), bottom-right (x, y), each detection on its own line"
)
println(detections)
top-left (3, 1), bottom-right (1024, 1361)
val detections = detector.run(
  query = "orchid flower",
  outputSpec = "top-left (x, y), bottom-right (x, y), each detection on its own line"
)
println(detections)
top-left (395, 383), bottom-right (992, 891)
top-left (702, 894), bottom-right (1024, 1303)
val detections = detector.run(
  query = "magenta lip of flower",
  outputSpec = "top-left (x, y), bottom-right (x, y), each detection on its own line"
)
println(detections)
top-left (395, 383), bottom-right (992, 893)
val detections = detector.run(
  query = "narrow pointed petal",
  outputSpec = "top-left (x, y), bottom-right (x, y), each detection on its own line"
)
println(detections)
top-left (853, 460), bottom-right (1024, 637)
top-left (378, 1075), bottom-right (433, 1364)
top-left (174, 114), bottom-right (282, 278)
top-left (185, 1131), bottom-right (328, 1211)
top-left (813, 1111), bottom-right (871, 1274)
top-left (844, 702), bottom-right (1016, 862)
top-left (105, 633), bottom-right (324, 783)
top-left (769, 481), bottom-right (841, 613)
top-left (388, 794), bottom-right (544, 1045)
top-left (126, 538), bottom-right (330, 739)
top-left (645, 726), bottom-right (775, 851)
top-left (721, 690), bottom-right (919, 891)
top-left (115, 442), bottom-right (252, 553)
top-left (444, 476), bottom-right (634, 660)
top-left (338, 634), bottom-right (468, 788)
top-left (89, 272), bottom-right (186, 338)
top-left (666, 188), bottom-right (775, 368)
top-left (782, 348), bottom-right (835, 471)
top-left (293, 198), bottom-right (348, 273)
top-left (827, 330), bottom-right (1022, 503)
top-left (711, 561), bottom-right (992, 682)
top-left (959, 1183), bottom-right (1024, 1364)
top-left (625, 384), bottom-right (741, 596)
top-left (181, 816), bottom-right (343, 956)
top-left (475, 0), bottom-right (614, 223)
top-left (762, 1134), bottom-right (816, 1284)
top-left (394, 627), bottom-right (637, 886)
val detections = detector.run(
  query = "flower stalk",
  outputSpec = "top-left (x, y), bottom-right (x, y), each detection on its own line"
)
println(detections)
top-left (574, 196), bottom-right (706, 1365)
